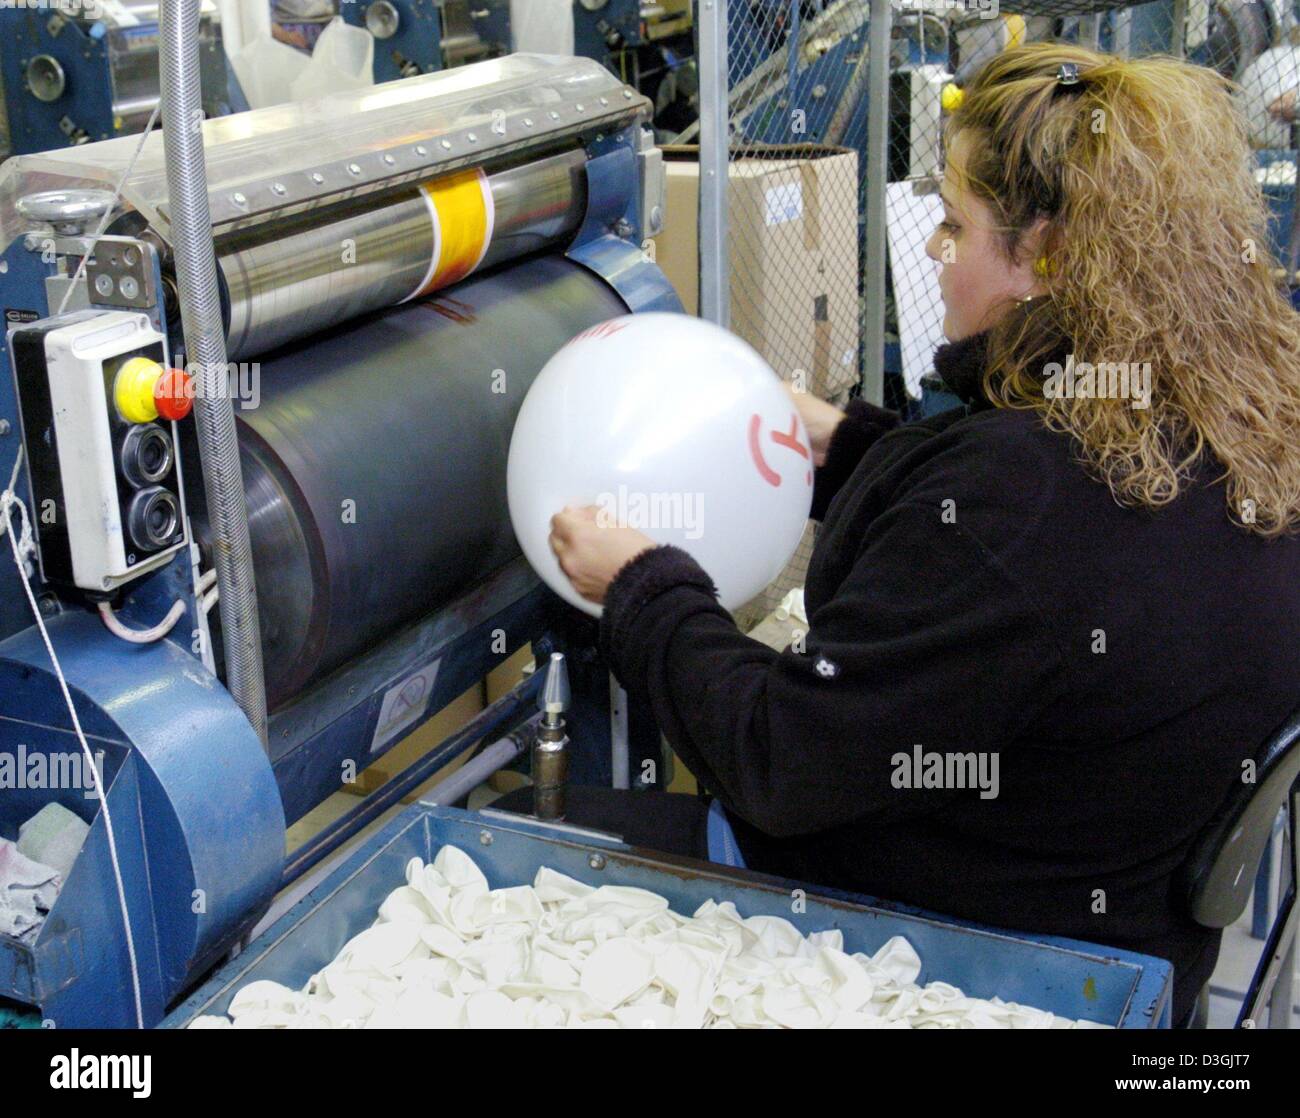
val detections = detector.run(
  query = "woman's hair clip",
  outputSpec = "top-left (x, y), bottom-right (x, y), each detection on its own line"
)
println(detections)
top-left (1056, 63), bottom-right (1081, 87)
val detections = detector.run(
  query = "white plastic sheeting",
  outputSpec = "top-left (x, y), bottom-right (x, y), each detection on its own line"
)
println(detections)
top-left (511, 0), bottom-right (575, 56)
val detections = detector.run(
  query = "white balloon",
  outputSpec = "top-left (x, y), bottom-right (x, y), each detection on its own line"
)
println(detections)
top-left (1238, 45), bottom-right (1300, 150)
top-left (507, 312), bottom-right (813, 617)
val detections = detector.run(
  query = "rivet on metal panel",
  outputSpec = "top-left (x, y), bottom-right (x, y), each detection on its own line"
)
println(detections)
top-left (599, 97), bottom-right (608, 106)
top-left (480, 830), bottom-right (493, 846)
top-left (272, 183), bottom-right (287, 196)
top-left (575, 104), bottom-right (584, 112)
top-left (311, 172), bottom-right (325, 185)
top-left (231, 192), bottom-right (248, 207)
top-left (415, 145), bottom-right (428, 156)
top-left (0, 419), bottom-right (11, 436)
top-left (348, 163), bottom-right (362, 176)
top-left (523, 118), bottom-right (534, 127)
top-left (383, 154), bottom-right (396, 166)
top-left (588, 853), bottom-right (606, 870)
top-left (623, 89), bottom-right (633, 99)
top-left (467, 132), bottom-right (478, 142)
top-left (441, 139), bottom-right (453, 149)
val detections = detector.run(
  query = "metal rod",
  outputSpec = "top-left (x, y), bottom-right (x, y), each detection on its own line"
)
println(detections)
top-left (610, 674), bottom-right (630, 789)
top-left (422, 724), bottom-right (536, 807)
top-left (280, 668), bottom-right (545, 886)
top-left (160, 0), bottom-right (267, 745)
top-left (697, 0), bottom-right (730, 327)
top-left (1268, 787), bottom-right (1298, 1027)
top-left (1170, 0), bottom-right (1187, 58)
top-left (1288, 126), bottom-right (1300, 281)
top-left (862, 0), bottom-right (890, 406)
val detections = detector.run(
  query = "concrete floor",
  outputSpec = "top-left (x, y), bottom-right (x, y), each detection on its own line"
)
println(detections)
top-left (1206, 901), bottom-right (1297, 1028)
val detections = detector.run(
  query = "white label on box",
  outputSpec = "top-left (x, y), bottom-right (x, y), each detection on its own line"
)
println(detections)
top-left (764, 182), bottom-right (803, 226)
top-left (370, 659), bottom-right (442, 752)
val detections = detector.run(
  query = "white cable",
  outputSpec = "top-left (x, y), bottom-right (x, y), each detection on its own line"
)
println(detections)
top-left (201, 587), bottom-right (218, 614)
top-left (55, 100), bottom-right (163, 319)
top-left (1, 447), bottom-right (145, 1029)
top-left (197, 568), bottom-right (216, 594)
top-left (98, 598), bottom-right (187, 643)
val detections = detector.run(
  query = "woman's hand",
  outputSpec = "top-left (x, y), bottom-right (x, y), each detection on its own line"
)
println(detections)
top-left (1269, 89), bottom-right (1299, 123)
top-left (549, 505), bottom-right (657, 606)
top-left (785, 383), bottom-right (846, 467)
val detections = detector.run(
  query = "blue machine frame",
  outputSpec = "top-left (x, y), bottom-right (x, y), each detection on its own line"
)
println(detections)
top-left (339, 0), bottom-right (447, 83)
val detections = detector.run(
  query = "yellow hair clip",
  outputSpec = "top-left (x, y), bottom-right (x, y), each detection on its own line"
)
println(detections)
top-left (941, 83), bottom-right (964, 113)
top-left (1033, 256), bottom-right (1051, 277)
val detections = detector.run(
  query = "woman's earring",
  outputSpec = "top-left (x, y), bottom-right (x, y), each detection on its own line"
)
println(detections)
top-left (1018, 255), bottom-right (1051, 301)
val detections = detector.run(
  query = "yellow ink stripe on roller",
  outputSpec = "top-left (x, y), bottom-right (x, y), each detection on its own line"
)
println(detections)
top-left (408, 168), bottom-right (494, 300)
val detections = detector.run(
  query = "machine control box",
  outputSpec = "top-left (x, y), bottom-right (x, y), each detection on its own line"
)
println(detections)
top-left (8, 310), bottom-right (189, 592)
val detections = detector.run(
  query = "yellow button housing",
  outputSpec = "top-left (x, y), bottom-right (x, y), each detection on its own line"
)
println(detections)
top-left (114, 356), bottom-right (162, 424)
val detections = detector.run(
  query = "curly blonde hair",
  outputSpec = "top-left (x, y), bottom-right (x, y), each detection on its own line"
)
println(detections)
top-left (947, 41), bottom-right (1300, 536)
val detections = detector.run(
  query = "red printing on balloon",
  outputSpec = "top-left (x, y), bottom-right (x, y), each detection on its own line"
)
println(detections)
top-left (749, 412), bottom-right (811, 488)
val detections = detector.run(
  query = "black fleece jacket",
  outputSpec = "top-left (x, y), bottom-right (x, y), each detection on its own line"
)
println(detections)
top-left (596, 329), bottom-right (1300, 1023)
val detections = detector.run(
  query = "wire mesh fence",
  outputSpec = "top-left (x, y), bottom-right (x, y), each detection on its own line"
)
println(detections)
top-left (694, 0), bottom-right (1300, 630)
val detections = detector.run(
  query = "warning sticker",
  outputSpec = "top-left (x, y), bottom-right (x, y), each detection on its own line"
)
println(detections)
top-left (370, 658), bottom-right (442, 753)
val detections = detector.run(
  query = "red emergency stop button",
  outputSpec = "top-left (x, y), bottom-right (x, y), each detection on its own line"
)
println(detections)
top-left (154, 367), bottom-right (193, 421)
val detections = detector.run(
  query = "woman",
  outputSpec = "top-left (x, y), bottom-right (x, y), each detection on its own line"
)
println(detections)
top-left (543, 43), bottom-right (1300, 1025)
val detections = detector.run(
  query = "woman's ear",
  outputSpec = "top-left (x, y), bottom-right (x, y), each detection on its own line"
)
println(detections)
top-left (1016, 217), bottom-right (1054, 298)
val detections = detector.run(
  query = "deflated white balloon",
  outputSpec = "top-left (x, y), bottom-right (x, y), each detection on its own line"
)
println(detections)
top-left (507, 312), bottom-right (814, 617)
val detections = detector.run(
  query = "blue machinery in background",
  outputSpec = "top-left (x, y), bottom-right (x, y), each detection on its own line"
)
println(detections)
top-left (339, 0), bottom-right (513, 82)
top-left (0, 1), bottom-right (244, 155)
top-left (0, 0), bottom-right (692, 157)
top-left (340, 1), bottom-right (699, 129)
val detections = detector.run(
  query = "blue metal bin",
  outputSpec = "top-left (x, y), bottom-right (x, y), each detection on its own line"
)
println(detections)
top-left (165, 803), bottom-right (1173, 1029)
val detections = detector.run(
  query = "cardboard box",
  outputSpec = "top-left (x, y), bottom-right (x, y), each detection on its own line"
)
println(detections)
top-left (653, 145), bottom-right (860, 402)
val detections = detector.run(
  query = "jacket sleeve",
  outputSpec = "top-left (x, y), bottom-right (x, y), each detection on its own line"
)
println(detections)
top-left (598, 500), bottom-right (1065, 838)
top-left (810, 397), bottom-right (901, 521)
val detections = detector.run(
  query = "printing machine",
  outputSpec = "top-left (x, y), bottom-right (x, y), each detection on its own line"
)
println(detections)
top-left (0, 51), bottom-right (681, 1027)
top-left (0, 1), bottom-right (241, 155)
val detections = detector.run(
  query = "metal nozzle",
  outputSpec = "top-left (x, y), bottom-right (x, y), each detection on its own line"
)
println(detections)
top-left (538, 652), bottom-right (570, 720)
top-left (533, 652), bottom-right (569, 820)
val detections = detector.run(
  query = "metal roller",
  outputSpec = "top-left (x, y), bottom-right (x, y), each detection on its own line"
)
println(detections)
top-left (218, 149), bottom-right (588, 359)
top-left (217, 254), bottom-right (628, 708)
